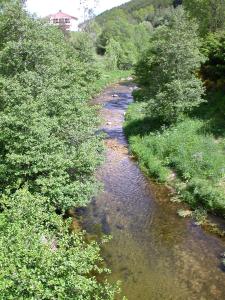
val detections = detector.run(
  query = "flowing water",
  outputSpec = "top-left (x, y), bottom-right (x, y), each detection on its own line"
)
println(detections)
top-left (82, 81), bottom-right (225, 300)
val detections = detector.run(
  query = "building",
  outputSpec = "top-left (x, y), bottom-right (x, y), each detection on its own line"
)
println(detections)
top-left (47, 10), bottom-right (79, 31)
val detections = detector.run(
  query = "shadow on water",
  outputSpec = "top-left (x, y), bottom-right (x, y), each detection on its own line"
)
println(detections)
top-left (104, 93), bottom-right (133, 111)
top-left (81, 81), bottom-right (225, 300)
top-left (101, 128), bottom-right (125, 144)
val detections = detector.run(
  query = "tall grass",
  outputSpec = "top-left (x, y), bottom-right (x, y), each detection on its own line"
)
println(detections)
top-left (125, 100), bottom-right (225, 216)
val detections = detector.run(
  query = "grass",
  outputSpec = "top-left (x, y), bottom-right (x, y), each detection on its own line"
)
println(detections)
top-left (124, 92), bottom-right (225, 217)
top-left (93, 69), bottom-right (131, 95)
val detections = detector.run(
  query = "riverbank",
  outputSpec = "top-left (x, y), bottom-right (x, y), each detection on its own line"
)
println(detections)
top-left (93, 70), bottom-right (131, 94)
top-left (124, 91), bottom-right (225, 222)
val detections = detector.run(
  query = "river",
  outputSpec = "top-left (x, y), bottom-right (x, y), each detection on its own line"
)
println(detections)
top-left (81, 81), bottom-right (225, 300)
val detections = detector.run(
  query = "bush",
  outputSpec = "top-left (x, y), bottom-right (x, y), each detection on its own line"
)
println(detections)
top-left (129, 136), bottom-right (170, 182)
top-left (0, 189), bottom-right (117, 299)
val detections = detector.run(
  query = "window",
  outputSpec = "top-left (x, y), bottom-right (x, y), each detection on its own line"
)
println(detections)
top-left (53, 18), bottom-right (59, 24)
top-left (59, 18), bottom-right (64, 23)
top-left (65, 18), bottom-right (70, 23)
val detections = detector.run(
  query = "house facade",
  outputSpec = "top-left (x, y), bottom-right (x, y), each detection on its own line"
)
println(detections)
top-left (47, 10), bottom-right (78, 31)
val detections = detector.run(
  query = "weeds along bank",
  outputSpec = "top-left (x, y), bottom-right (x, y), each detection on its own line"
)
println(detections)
top-left (125, 111), bottom-right (225, 216)
top-left (0, 2), bottom-right (128, 298)
top-left (125, 6), bottom-right (225, 218)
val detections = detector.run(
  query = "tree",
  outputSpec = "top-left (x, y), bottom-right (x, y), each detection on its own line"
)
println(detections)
top-left (79, 0), bottom-right (99, 22)
top-left (135, 7), bottom-right (205, 123)
top-left (0, 2), bottom-right (117, 299)
top-left (70, 31), bottom-right (97, 63)
top-left (132, 5), bottom-right (155, 22)
top-left (82, 20), bottom-right (102, 44)
top-left (97, 13), bottom-right (151, 70)
top-left (0, 2), bottom-right (103, 211)
top-left (183, 0), bottom-right (225, 35)
top-left (104, 38), bottom-right (121, 70)
top-left (173, 0), bottom-right (182, 8)
top-left (201, 31), bottom-right (225, 86)
top-left (133, 22), bottom-right (152, 57)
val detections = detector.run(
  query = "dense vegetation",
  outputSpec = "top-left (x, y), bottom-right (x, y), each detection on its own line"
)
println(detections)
top-left (124, 1), bottom-right (225, 217)
top-left (81, 0), bottom-right (225, 217)
top-left (2, 0), bottom-right (225, 297)
top-left (183, 0), bottom-right (225, 36)
top-left (0, 1), bottom-right (129, 298)
top-left (134, 8), bottom-right (205, 123)
top-left (96, 0), bottom-right (171, 24)
top-left (77, 0), bottom-right (174, 70)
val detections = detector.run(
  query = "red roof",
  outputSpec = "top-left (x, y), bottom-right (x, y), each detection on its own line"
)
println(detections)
top-left (47, 10), bottom-right (78, 20)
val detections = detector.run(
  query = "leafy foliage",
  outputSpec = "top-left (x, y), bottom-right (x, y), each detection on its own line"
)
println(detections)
top-left (94, 0), bottom-right (172, 70)
top-left (0, 189), bottom-right (117, 299)
top-left (135, 7), bottom-right (205, 122)
top-left (105, 38), bottom-right (122, 70)
top-left (96, 16), bottom-right (151, 70)
top-left (201, 31), bottom-right (225, 87)
top-left (124, 4), bottom-right (225, 217)
top-left (0, 2), bottom-right (103, 211)
top-left (70, 31), bottom-right (97, 63)
top-left (0, 2), bottom-right (124, 298)
top-left (183, 0), bottom-right (225, 35)
top-left (96, 0), bottom-right (172, 24)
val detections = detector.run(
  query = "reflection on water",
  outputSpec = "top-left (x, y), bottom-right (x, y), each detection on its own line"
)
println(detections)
top-left (83, 82), bottom-right (225, 300)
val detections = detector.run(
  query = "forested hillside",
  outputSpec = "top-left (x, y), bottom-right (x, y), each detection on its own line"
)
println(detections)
top-left (96, 0), bottom-right (171, 24)
top-left (78, 0), bottom-right (175, 71)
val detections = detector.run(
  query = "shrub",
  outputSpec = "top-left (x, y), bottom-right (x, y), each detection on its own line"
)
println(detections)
top-left (0, 189), bottom-right (117, 299)
top-left (129, 136), bottom-right (170, 182)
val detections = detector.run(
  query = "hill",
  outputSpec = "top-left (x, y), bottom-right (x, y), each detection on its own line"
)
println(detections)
top-left (95, 0), bottom-right (172, 25)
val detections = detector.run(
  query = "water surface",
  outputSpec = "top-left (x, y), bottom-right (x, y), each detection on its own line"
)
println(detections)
top-left (83, 82), bottom-right (225, 300)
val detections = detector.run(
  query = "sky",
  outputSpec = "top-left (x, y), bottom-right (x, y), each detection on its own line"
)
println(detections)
top-left (25, 0), bottom-right (130, 23)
